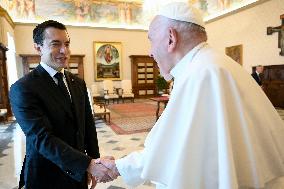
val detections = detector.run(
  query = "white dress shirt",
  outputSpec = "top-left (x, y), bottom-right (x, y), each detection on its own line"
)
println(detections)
top-left (40, 62), bottom-right (72, 100)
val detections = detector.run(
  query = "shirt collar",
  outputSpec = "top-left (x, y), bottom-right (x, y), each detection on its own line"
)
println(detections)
top-left (40, 62), bottom-right (64, 77)
top-left (170, 42), bottom-right (207, 79)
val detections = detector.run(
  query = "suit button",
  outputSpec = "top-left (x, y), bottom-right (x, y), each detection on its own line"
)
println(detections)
top-left (65, 170), bottom-right (74, 175)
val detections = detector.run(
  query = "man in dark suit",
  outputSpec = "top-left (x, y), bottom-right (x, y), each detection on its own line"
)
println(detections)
top-left (9, 20), bottom-right (117, 189)
top-left (251, 65), bottom-right (264, 86)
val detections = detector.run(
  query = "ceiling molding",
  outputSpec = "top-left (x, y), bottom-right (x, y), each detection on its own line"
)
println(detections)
top-left (93, 0), bottom-right (142, 5)
top-left (14, 21), bottom-right (148, 32)
top-left (1, 0), bottom-right (271, 30)
top-left (205, 0), bottom-right (270, 24)
top-left (0, 6), bottom-right (15, 29)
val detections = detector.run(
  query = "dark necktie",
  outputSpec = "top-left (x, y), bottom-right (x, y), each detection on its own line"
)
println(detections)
top-left (54, 72), bottom-right (71, 102)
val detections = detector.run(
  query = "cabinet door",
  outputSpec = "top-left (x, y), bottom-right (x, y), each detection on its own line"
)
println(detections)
top-left (21, 55), bottom-right (40, 74)
top-left (261, 65), bottom-right (284, 108)
top-left (130, 55), bottom-right (159, 98)
top-left (0, 50), bottom-right (5, 107)
top-left (68, 55), bottom-right (84, 79)
top-left (20, 54), bottom-right (85, 79)
top-left (0, 43), bottom-right (11, 116)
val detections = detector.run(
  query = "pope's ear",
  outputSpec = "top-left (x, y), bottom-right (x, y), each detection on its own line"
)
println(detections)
top-left (168, 27), bottom-right (177, 53)
top-left (34, 43), bottom-right (42, 56)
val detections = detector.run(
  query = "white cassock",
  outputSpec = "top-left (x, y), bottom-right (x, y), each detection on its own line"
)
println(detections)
top-left (116, 42), bottom-right (284, 189)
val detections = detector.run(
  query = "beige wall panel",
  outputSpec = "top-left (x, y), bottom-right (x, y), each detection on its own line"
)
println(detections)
top-left (14, 0), bottom-right (284, 88)
top-left (206, 0), bottom-right (284, 72)
top-left (14, 25), bottom-right (150, 88)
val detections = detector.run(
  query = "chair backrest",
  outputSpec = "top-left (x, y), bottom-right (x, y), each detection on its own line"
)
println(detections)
top-left (103, 80), bottom-right (114, 93)
top-left (91, 84), bottom-right (98, 94)
top-left (93, 102), bottom-right (107, 113)
top-left (121, 80), bottom-right (132, 93)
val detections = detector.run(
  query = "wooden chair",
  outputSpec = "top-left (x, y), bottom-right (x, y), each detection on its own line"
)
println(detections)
top-left (93, 102), bottom-right (111, 124)
top-left (121, 80), bottom-right (134, 103)
top-left (87, 88), bottom-right (111, 125)
top-left (103, 80), bottom-right (119, 104)
top-left (91, 84), bottom-right (101, 101)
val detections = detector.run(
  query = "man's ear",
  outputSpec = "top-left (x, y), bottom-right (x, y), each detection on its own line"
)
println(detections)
top-left (34, 43), bottom-right (42, 56)
top-left (168, 27), bottom-right (177, 53)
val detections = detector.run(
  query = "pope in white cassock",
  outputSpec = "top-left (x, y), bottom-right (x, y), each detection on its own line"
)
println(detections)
top-left (97, 2), bottom-right (284, 189)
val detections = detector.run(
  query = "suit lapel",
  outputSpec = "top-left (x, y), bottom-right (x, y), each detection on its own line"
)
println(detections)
top-left (34, 65), bottom-right (73, 118)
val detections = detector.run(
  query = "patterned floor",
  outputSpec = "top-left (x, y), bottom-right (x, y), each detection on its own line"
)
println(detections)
top-left (0, 102), bottom-right (284, 189)
top-left (93, 121), bottom-right (155, 189)
top-left (107, 102), bottom-right (157, 134)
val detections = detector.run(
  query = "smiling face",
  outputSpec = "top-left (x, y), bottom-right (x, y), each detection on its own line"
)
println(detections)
top-left (35, 27), bottom-right (70, 71)
top-left (148, 16), bottom-right (175, 81)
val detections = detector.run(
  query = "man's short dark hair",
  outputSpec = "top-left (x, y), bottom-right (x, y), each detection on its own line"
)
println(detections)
top-left (33, 20), bottom-right (67, 45)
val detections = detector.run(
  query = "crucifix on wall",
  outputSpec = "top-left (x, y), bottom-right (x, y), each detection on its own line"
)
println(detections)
top-left (267, 14), bottom-right (284, 56)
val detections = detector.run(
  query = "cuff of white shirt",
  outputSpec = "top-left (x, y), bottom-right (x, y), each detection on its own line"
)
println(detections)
top-left (115, 152), bottom-right (145, 187)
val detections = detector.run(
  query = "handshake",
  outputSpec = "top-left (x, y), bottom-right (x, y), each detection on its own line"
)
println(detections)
top-left (87, 156), bottom-right (120, 188)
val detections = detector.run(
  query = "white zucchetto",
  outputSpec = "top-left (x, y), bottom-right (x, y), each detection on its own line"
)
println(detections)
top-left (158, 2), bottom-right (205, 28)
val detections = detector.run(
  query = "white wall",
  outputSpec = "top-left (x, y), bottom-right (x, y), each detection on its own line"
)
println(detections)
top-left (14, 0), bottom-right (284, 87)
top-left (0, 17), bottom-right (14, 47)
top-left (0, 13), bottom-right (19, 88)
top-left (14, 25), bottom-right (150, 89)
top-left (206, 0), bottom-right (284, 72)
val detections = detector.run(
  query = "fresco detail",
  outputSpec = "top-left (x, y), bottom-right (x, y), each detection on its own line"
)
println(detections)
top-left (0, 0), bottom-right (260, 29)
top-left (0, 0), bottom-right (35, 19)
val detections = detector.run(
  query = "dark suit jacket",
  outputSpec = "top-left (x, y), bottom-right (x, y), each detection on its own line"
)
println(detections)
top-left (251, 72), bottom-right (262, 86)
top-left (9, 65), bottom-right (100, 189)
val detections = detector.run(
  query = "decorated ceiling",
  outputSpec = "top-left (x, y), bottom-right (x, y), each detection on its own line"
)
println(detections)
top-left (0, 0), bottom-right (260, 29)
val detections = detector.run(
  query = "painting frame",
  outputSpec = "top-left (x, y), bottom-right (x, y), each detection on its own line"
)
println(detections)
top-left (94, 41), bottom-right (122, 81)
top-left (225, 44), bottom-right (243, 65)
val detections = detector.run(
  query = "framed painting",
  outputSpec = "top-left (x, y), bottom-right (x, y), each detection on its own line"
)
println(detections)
top-left (225, 44), bottom-right (243, 65)
top-left (94, 42), bottom-right (122, 81)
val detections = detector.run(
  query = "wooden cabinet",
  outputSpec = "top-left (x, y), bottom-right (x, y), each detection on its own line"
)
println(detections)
top-left (0, 43), bottom-right (11, 117)
top-left (254, 65), bottom-right (284, 108)
top-left (130, 55), bottom-right (159, 98)
top-left (20, 54), bottom-right (85, 79)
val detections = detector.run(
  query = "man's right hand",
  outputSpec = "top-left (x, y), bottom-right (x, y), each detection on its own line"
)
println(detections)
top-left (95, 158), bottom-right (120, 178)
top-left (90, 176), bottom-right (97, 189)
top-left (87, 159), bottom-right (118, 183)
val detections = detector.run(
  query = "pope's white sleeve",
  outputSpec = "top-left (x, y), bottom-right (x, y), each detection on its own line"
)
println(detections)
top-left (115, 150), bottom-right (145, 187)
